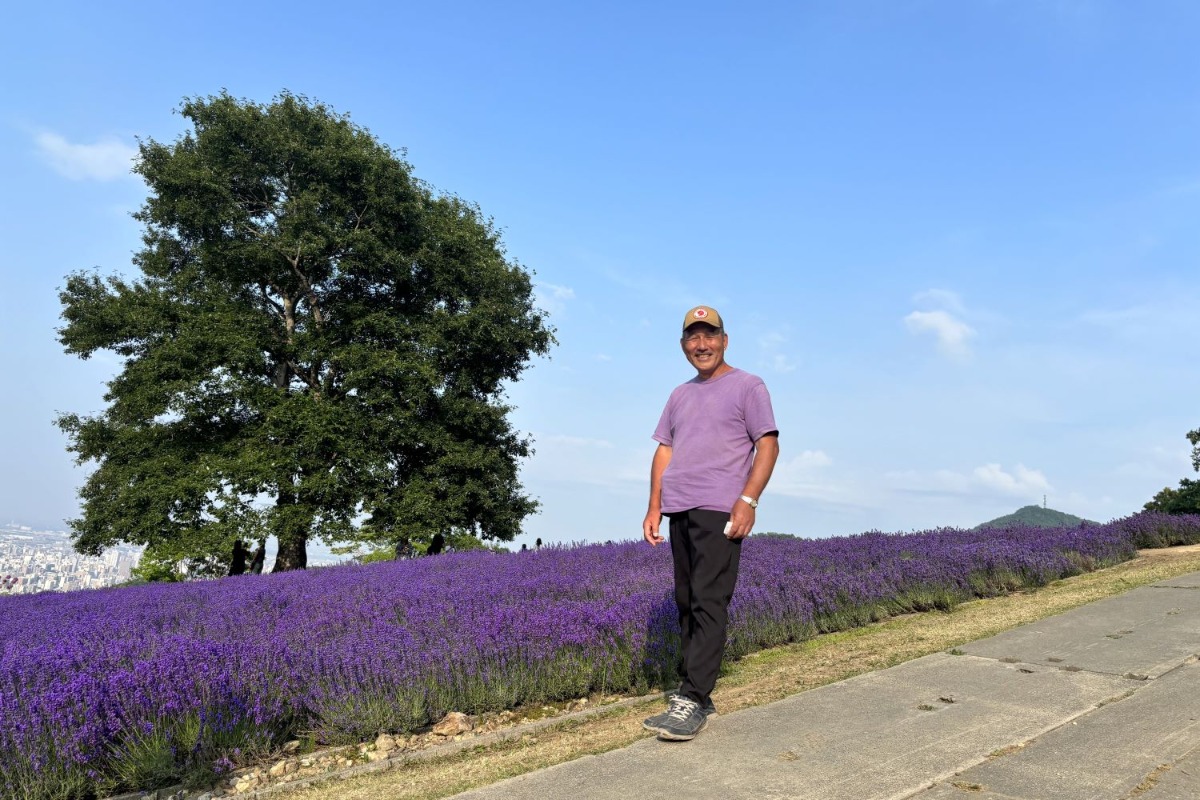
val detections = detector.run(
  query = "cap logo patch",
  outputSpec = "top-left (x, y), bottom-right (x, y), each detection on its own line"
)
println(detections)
top-left (694, 309), bottom-right (708, 319)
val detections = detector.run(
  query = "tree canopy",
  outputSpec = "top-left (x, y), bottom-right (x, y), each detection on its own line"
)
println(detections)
top-left (1142, 428), bottom-right (1200, 517)
top-left (58, 91), bottom-right (553, 573)
top-left (1143, 479), bottom-right (1200, 516)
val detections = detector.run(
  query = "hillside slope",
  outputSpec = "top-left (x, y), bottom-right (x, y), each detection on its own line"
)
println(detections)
top-left (975, 505), bottom-right (1098, 530)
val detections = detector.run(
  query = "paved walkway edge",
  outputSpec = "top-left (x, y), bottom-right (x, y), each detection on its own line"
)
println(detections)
top-left (452, 573), bottom-right (1200, 800)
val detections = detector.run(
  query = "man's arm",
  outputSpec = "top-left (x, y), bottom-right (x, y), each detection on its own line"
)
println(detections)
top-left (727, 432), bottom-right (780, 540)
top-left (642, 443), bottom-right (672, 546)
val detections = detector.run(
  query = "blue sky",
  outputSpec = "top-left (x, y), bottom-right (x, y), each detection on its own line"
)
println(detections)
top-left (2, 1), bottom-right (1198, 553)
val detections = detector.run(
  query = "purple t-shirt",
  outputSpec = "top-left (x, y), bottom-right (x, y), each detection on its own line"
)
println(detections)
top-left (652, 367), bottom-right (778, 514)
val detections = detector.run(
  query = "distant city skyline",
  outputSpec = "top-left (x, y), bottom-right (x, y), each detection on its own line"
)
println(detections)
top-left (0, 526), bottom-right (140, 594)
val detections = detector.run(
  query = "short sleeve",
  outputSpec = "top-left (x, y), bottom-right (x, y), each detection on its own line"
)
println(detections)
top-left (652, 399), bottom-right (673, 446)
top-left (744, 381), bottom-right (778, 442)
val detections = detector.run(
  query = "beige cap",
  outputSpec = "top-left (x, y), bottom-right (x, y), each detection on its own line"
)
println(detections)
top-left (682, 305), bottom-right (724, 331)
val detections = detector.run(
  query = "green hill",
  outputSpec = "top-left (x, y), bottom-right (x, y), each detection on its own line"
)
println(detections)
top-left (975, 505), bottom-right (1098, 530)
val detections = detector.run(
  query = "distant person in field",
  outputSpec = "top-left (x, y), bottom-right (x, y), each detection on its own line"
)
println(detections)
top-left (641, 305), bottom-right (780, 742)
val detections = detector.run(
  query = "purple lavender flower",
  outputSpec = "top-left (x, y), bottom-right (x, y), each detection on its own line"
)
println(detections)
top-left (1, 512), bottom-right (1195, 798)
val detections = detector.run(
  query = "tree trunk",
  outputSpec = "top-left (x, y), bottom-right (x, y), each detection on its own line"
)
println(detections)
top-left (271, 485), bottom-right (309, 572)
top-left (229, 539), bottom-right (248, 576)
top-left (273, 532), bottom-right (307, 571)
top-left (394, 536), bottom-right (412, 559)
top-left (249, 542), bottom-right (266, 574)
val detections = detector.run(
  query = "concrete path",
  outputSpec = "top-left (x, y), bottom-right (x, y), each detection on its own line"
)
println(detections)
top-left (451, 572), bottom-right (1200, 800)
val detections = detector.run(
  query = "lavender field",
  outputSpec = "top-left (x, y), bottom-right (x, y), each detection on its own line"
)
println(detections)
top-left (3, 512), bottom-right (1199, 799)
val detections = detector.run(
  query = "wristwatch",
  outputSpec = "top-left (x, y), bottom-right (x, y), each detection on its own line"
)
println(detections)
top-left (740, 495), bottom-right (758, 509)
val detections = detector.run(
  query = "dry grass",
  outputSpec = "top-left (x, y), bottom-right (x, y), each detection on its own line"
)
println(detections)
top-left (280, 545), bottom-right (1200, 800)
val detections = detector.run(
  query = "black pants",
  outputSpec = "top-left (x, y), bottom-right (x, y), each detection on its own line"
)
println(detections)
top-left (668, 508), bottom-right (742, 704)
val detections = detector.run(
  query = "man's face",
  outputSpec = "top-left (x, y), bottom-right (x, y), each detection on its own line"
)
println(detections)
top-left (681, 323), bottom-right (728, 378)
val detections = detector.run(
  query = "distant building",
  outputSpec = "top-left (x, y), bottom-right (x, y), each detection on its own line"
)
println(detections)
top-left (0, 527), bottom-right (140, 595)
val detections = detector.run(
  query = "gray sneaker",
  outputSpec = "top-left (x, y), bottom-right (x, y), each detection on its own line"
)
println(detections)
top-left (669, 687), bottom-right (718, 715)
top-left (655, 696), bottom-right (708, 741)
top-left (642, 701), bottom-right (677, 734)
top-left (642, 693), bottom-right (716, 734)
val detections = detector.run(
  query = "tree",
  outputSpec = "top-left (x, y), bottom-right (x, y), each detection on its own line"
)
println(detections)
top-left (58, 91), bottom-right (553, 573)
top-left (1143, 480), bottom-right (1200, 515)
top-left (1143, 428), bottom-right (1200, 516)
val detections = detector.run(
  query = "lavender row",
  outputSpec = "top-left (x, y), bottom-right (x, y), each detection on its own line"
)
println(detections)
top-left (2, 513), bottom-right (1196, 798)
top-left (1103, 511), bottom-right (1200, 549)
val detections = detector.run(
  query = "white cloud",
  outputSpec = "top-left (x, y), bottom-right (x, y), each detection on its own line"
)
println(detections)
top-left (540, 434), bottom-right (613, 449)
top-left (534, 282), bottom-right (575, 317)
top-left (600, 264), bottom-right (716, 312)
top-left (1112, 443), bottom-right (1193, 481)
top-left (904, 310), bottom-right (975, 358)
top-left (768, 450), bottom-right (837, 499)
top-left (34, 131), bottom-right (137, 181)
top-left (887, 468), bottom-right (971, 494)
top-left (521, 435), bottom-right (648, 493)
top-left (757, 329), bottom-right (798, 372)
top-left (1075, 299), bottom-right (1200, 343)
top-left (913, 289), bottom-right (966, 314)
top-left (972, 463), bottom-right (1051, 495)
top-left (1077, 305), bottom-right (1150, 328)
top-left (906, 288), bottom-right (980, 358)
top-left (760, 332), bottom-right (786, 347)
top-left (789, 449), bottom-right (833, 469)
top-left (887, 462), bottom-right (1051, 499)
top-left (768, 354), bottom-right (797, 372)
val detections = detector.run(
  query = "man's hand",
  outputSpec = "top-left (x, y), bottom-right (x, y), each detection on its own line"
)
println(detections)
top-left (727, 499), bottom-right (755, 540)
top-left (643, 510), bottom-right (665, 546)
top-left (727, 432), bottom-right (778, 540)
top-left (644, 444), bottom-right (672, 546)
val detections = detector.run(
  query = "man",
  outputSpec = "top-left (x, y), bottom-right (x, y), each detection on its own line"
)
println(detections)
top-left (642, 305), bottom-right (780, 741)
